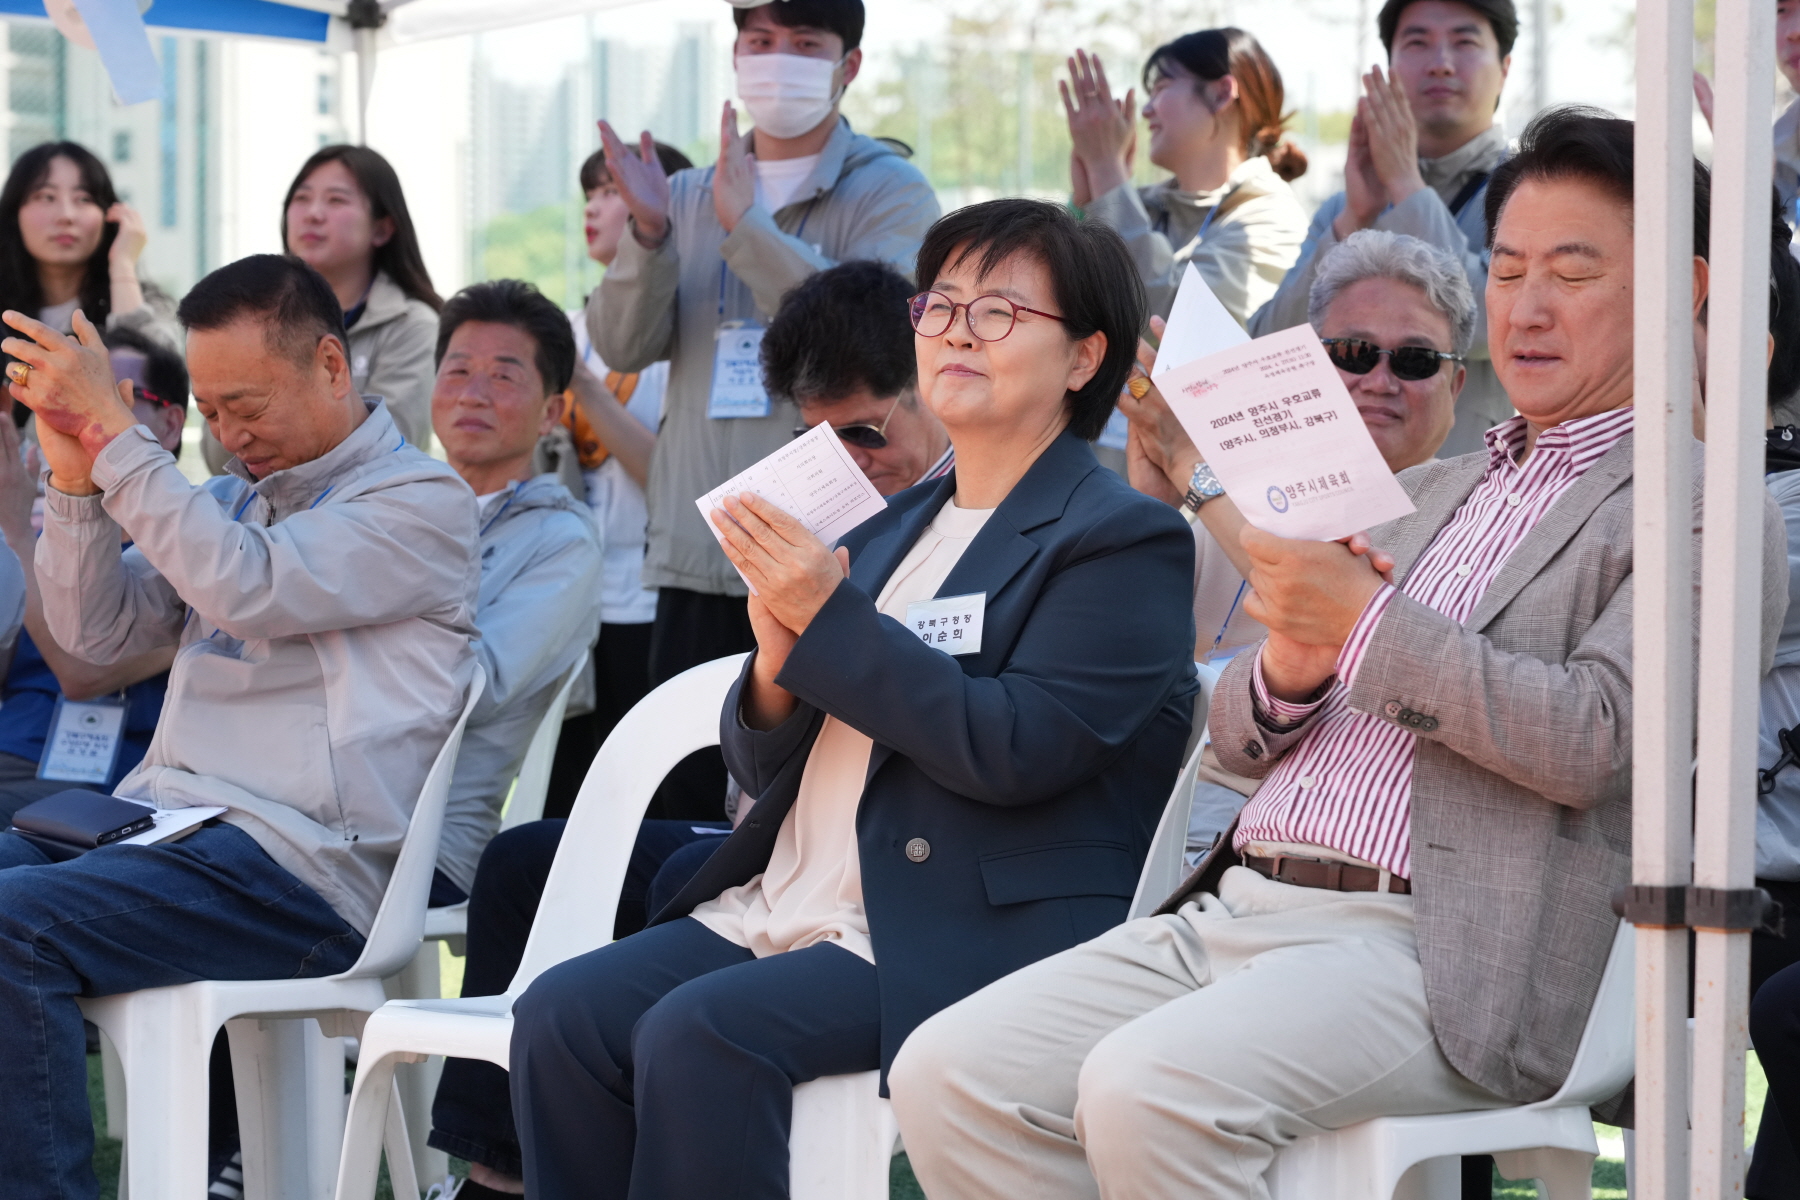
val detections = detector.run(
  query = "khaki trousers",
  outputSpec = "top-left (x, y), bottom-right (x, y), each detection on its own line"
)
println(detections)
top-left (889, 867), bottom-right (1509, 1200)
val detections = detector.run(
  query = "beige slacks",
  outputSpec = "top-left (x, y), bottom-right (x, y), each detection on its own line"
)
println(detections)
top-left (889, 866), bottom-right (1509, 1200)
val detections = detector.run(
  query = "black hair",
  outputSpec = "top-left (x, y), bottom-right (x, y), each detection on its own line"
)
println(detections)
top-left (104, 325), bottom-right (189, 416)
top-left (281, 145), bottom-right (443, 312)
top-left (761, 260), bottom-right (915, 405)
top-left (731, 0), bottom-right (863, 53)
top-left (1769, 204), bottom-right (1800, 411)
top-left (1484, 105), bottom-right (1712, 263)
top-left (435, 279), bottom-right (576, 395)
top-left (177, 254), bottom-right (347, 369)
top-left (1378, 0), bottom-right (1518, 60)
top-left (914, 198), bottom-right (1145, 443)
top-left (579, 140), bottom-right (695, 193)
top-left (0, 142), bottom-right (120, 327)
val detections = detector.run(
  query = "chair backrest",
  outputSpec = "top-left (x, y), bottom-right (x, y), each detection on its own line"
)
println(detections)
top-left (338, 665), bottom-right (486, 981)
top-left (1129, 662), bottom-right (1220, 920)
top-left (499, 661), bottom-right (585, 833)
top-left (1540, 918), bottom-right (1636, 1106)
top-left (509, 653), bottom-right (748, 995)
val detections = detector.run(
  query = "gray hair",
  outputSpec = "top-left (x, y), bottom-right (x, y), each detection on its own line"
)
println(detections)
top-left (1306, 229), bottom-right (1477, 356)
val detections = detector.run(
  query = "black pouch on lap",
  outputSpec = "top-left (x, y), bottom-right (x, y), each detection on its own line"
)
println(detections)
top-left (8, 790), bottom-right (156, 859)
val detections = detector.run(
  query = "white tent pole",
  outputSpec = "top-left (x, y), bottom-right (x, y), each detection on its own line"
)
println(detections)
top-left (354, 24), bottom-right (376, 144)
top-left (1631, 2), bottom-right (1694, 1197)
top-left (1694, 0), bottom-right (1776, 1193)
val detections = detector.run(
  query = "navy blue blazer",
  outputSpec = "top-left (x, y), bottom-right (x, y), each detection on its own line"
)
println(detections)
top-left (656, 431), bottom-right (1199, 1076)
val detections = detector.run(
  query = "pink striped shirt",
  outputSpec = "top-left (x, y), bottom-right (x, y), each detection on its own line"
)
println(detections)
top-left (1232, 406), bottom-right (1635, 877)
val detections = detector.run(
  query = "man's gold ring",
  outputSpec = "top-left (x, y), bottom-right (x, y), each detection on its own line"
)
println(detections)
top-left (1126, 375), bottom-right (1151, 399)
top-left (6, 362), bottom-right (29, 387)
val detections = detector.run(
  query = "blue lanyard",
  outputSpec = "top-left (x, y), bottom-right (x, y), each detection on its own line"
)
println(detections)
top-left (716, 199), bottom-right (819, 319)
top-left (1207, 580), bottom-right (1249, 661)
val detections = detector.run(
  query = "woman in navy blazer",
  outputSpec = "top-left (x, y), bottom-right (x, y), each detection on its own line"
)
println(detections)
top-left (508, 198), bottom-right (1199, 1200)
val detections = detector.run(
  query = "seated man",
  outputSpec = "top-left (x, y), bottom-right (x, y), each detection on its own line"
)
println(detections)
top-left (427, 280), bottom-right (602, 907)
top-left (0, 254), bottom-right (477, 1199)
top-left (427, 257), bottom-right (960, 1199)
top-left (889, 108), bottom-right (1787, 1198)
top-left (0, 328), bottom-right (186, 819)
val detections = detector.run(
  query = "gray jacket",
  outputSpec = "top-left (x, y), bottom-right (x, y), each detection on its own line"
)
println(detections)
top-left (589, 117), bottom-right (939, 596)
top-left (437, 475), bottom-right (602, 893)
top-left (1249, 126), bottom-right (1512, 459)
top-left (201, 272), bottom-right (441, 473)
top-left (1184, 433), bottom-right (1785, 1107)
top-left (1085, 155), bottom-right (1308, 325)
top-left (38, 402), bottom-right (479, 936)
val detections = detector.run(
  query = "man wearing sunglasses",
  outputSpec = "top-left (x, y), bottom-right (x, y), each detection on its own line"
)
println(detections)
top-left (763, 260), bottom-right (952, 497)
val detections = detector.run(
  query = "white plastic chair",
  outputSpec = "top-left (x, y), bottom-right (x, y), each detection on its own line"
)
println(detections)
top-left (1266, 918), bottom-right (1636, 1200)
top-left (333, 654), bottom-right (747, 1200)
top-left (83, 666), bottom-right (486, 1200)
top-left (421, 660), bottom-right (585, 951)
top-left (788, 662), bottom-right (1222, 1200)
top-left (335, 657), bottom-right (1222, 1200)
top-left (395, 660), bottom-right (586, 1183)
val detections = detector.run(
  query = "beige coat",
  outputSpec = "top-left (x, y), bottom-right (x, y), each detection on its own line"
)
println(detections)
top-left (1085, 155), bottom-right (1308, 326)
top-left (38, 403), bottom-right (479, 936)
top-left (1178, 434), bottom-right (1787, 1108)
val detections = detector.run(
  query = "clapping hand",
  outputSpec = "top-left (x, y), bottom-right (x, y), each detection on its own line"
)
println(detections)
top-left (714, 102), bottom-right (757, 233)
top-left (1, 310), bottom-right (133, 497)
top-left (598, 121), bottom-right (673, 246)
top-left (1336, 67), bottom-right (1426, 237)
top-left (1061, 49), bottom-right (1135, 207)
top-left (1240, 526), bottom-right (1389, 702)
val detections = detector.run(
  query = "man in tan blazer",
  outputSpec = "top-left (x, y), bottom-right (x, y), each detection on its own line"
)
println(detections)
top-left (887, 108), bottom-right (1788, 1200)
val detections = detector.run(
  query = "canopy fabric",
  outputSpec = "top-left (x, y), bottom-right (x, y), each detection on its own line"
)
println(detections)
top-left (0, 0), bottom-right (643, 46)
top-left (0, 0), bottom-right (330, 42)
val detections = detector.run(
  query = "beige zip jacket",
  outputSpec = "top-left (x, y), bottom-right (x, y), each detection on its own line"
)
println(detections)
top-left (37, 401), bottom-right (478, 936)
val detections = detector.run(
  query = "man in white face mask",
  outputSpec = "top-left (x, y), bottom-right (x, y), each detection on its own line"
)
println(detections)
top-left (587, 0), bottom-right (940, 798)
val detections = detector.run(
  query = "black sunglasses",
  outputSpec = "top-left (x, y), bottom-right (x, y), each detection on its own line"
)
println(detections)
top-left (794, 394), bottom-right (903, 451)
top-left (1321, 337), bottom-right (1462, 382)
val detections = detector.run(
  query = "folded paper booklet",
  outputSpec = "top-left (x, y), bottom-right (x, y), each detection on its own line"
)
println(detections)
top-left (1152, 266), bottom-right (1415, 542)
top-left (696, 420), bottom-right (889, 592)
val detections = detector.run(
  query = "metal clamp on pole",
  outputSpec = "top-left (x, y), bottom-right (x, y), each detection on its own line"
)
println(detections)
top-left (1613, 884), bottom-right (1784, 935)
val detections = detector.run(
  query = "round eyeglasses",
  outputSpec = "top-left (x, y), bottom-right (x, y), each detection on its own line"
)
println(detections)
top-left (1321, 337), bottom-right (1462, 383)
top-left (909, 290), bottom-right (1066, 342)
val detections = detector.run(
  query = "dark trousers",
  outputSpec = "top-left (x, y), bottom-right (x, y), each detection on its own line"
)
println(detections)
top-left (1746, 879), bottom-right (1800, 1197)
top-left (428, 818), bottom-right (729, 1176)
top-left (646, 588), bottom-right (756, 821)
top-left (544, 622), bottom-right (655, 821)
top-left (510, 918), bottom-right (881, 1200)
top-left (0, 825), bottom-right (362, 1200)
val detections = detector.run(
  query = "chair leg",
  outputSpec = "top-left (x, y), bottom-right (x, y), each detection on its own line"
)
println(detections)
top-left (388, 944), bottom-right (449, 1186)
top-left (1493, 1148), bottom-right (1594, 1200)
top-left (100, 1033), bottom-right (128, 1141)
top-left (82, 991), bottom-right (215, 1200)
top-left (334, 1052), bottom-right (402, 1200)
top-left (385, 1081), bottom-right (422, 1200)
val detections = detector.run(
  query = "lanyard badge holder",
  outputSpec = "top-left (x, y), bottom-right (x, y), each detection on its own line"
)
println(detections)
top-left (38, 694), bottom-right (129, 785)
top-left (709, 259), bottom-right (772, 419)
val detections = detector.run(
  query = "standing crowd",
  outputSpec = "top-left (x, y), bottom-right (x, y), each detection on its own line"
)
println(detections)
top-left (0, 1), bottom-right (1797, 1199)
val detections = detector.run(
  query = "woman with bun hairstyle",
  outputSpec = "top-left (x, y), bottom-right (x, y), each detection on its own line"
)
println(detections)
top-left (0, 141), bottom-right (178, 353)
top-left (1062, 29), bottom-right (1309, 324)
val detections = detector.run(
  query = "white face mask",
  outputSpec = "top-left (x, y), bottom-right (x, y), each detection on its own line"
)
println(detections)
top-left (735, 52), bottom-right (842, 139)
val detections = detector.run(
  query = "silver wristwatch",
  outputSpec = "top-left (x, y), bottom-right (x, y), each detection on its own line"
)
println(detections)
top-left (1178, 461), bottom-right (1226, 523)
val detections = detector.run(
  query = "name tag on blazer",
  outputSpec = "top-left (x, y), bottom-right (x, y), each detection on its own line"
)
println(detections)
top-left (906, 592), bottom-right (984, 656)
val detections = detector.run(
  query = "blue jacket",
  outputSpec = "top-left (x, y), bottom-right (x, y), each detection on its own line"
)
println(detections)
top-left (656, 432), bottom-right (1199, 1076)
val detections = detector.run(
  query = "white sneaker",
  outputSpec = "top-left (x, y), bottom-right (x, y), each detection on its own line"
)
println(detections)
top-left (422, 1175), bottom-right (464, 1200)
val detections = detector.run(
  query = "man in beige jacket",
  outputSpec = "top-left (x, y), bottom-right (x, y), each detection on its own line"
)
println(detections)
top-left (0, 254), bottom-right (477, 1198)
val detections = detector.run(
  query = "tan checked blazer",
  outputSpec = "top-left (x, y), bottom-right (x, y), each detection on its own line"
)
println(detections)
top-left (1171, 432), bottom-right (1787, 1107)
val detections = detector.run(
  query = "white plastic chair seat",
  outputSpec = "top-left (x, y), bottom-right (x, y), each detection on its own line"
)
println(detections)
top-left (1267, 919), bottom-right (1636, 1200)
top-left (84, 666), bottom-right (485, 1200)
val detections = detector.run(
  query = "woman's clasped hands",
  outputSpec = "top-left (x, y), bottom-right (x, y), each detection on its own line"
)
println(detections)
top-left (710, 493), bottom-right (850, 726)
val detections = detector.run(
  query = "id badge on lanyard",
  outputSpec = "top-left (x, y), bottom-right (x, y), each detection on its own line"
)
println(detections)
top-left (38, 694), bottom-right (128, 784)
top-left (709, 259), bottom-right (773, 419)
